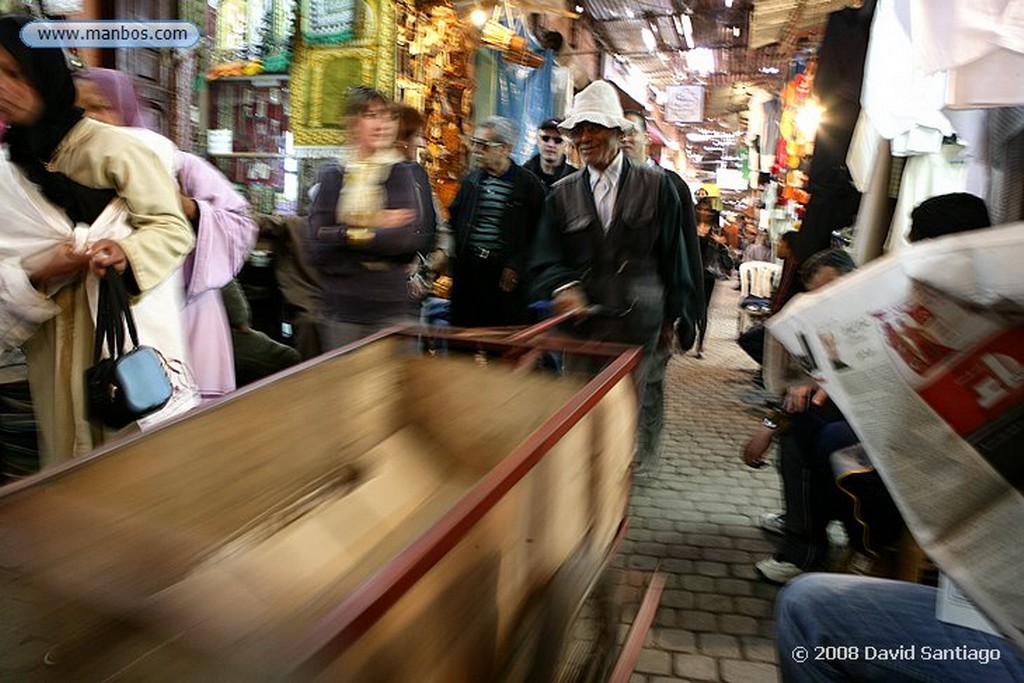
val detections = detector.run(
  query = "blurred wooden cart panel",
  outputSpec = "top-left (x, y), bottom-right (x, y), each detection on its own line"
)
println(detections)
top-left (0, 330), bottom-right (642, 681)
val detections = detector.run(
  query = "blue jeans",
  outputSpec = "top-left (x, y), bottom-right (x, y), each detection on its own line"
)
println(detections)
top-left (776, 574), bottom-right (1024, 682)
top-left (777, 413), bottom-right (858, 568)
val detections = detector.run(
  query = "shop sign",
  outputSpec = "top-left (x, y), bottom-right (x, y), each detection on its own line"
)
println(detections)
top-left (664, 84), bottom-right (704, 123)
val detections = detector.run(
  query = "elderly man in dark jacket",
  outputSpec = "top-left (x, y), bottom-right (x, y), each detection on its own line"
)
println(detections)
top-left (448, 116), bottom-right (546, 327)
top-left (530, 81), bottom-right (700, 473)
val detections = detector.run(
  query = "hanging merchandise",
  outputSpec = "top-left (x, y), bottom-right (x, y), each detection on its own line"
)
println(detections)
top-left (479, 0), bottom-right (544, 67)
top-left (290, 0), bottom-right (397, 151)
top-left (778, 68), bottom-right (816, 169)
top-left (495, 53), bottom-right (553, 163)
top-left (208, 0), bottom-right (297, 78)
top-left (774, 54), bottom-right (817, 207)
top-left (393, 3), bottom-right (474, 213)
top-left (262, 0), bottom-right (297, 72)
top-left (301, 0), bottom-right (357, 45)
top-left (471, 0), bottom-right (553, 163)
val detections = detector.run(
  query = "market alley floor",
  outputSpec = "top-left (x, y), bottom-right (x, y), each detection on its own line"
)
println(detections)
top-left (616, 279), bottom-right (784, 683)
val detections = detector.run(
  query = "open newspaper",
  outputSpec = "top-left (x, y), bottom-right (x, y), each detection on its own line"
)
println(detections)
top-left (765, 222), bottom-right (1024, 651)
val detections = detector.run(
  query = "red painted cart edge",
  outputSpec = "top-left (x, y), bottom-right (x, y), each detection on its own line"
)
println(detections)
top-left (288, 344), bottom-right (643, 677)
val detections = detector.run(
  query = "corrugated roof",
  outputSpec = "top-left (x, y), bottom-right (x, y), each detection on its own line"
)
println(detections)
top-left (582, 0), bottom-right (843, 117)
top-left (747, 0), bottom-right (848, 48)
top-left (565, 0), bottom-right (852, 171)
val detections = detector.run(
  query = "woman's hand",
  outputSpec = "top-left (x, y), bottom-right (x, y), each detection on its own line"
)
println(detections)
top-left (87, 239), bottom-right (128, 279)
top-left (374, 209), bottom-right (415, 229)
top-left (23, 243), bottom-right (91, 287)
top-left (179, 193), bottom-right (199, 225)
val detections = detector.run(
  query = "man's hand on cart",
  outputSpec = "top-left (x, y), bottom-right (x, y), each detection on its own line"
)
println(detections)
top-left (499, 267), bottom-right (520, 292)
top-left (552, 283), bottom-right (588, 317)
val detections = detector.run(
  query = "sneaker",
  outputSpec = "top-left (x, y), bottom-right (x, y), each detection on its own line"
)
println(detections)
top-left (755, 556), bottom-right (804, 584)
top-left (758, 511), bottom-right (786, 536)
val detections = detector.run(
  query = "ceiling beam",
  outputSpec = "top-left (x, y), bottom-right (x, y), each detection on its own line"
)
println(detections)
top-left (776, 0), bottom-right (809, 52)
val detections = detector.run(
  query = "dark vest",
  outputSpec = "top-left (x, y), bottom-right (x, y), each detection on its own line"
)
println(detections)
top-left (549, 161), bottom-right (666, 343)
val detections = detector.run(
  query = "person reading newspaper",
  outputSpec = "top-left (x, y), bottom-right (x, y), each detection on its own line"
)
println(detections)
top-left (741, 249), bottom-right (866, 584)
top-left (772, 194), bottom-right (1024, 681)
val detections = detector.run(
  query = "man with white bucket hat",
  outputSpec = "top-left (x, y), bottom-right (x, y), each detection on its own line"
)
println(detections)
top-left (530, 80), bottom-right (700, 474)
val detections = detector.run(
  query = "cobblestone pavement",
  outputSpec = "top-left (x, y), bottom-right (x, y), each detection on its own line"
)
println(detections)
top-left (618, 279), bottom-right (784, 683)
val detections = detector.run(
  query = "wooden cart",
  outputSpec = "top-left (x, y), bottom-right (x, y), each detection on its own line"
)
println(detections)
top-left (0, 326), bottom-right (663, 681)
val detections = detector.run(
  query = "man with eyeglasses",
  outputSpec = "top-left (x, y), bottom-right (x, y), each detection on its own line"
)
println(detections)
top-left (530, 81), bottom-right (700, 475)
top-left (523, 118), bottom-right (576, 192)
top-left (448, 116), bottom-right (546, 328)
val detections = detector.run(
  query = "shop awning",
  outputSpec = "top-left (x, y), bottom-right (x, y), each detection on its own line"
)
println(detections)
top-left (646, 121), bottom-right (669, 146)
top-left (607, 80), bottom-right (645, 115)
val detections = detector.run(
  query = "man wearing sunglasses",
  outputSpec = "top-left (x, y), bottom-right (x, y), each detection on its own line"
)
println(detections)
top-left (523, 118), bottom-right (576, 192)
top-left (448, 116), bottom-right (546, 328)
top-left (530, 81), bottom-right (700, 475)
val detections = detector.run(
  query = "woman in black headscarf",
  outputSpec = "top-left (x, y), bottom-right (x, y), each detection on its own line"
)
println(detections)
top-left (1, 17), bottom-right (113, 223)
top-left (0, 15), bottom-right (196, 466)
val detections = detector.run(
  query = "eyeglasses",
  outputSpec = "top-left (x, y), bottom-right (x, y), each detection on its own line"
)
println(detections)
top-left (539, 134), bottom-right (563, 144)
top-left (469, 138), bottom-right (504, 149)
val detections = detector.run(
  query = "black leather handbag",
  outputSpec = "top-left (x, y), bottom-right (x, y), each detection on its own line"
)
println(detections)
top-left (85, 270), bottom-right (172, 429)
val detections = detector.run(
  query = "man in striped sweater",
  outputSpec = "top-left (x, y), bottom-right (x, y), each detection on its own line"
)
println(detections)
top-left (448, 117), bottom-right (546, 328)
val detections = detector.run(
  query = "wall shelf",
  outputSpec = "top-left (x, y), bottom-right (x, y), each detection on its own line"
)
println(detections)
top-left (207, 74), bottom-right (290, 84)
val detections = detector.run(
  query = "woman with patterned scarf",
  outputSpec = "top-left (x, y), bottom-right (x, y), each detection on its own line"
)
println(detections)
top-left (74, 67), bottom-right (259, 401)
top-left (305, 86), bottom-right (436, 350)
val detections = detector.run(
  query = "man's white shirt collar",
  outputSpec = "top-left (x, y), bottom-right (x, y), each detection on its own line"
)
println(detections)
top-left (588, 151), bottom-right (624, 193)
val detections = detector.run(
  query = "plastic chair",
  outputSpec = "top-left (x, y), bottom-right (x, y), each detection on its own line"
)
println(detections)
top-left (737, 260), bottom-right (782, 334)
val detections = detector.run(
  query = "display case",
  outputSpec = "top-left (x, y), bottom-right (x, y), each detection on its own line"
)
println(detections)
top-left (205, 74), bottom-right (298, 215)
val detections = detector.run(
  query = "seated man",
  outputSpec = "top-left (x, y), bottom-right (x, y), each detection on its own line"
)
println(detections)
top-left (777, 573), bottom-right (1024, 682)
top-left (221, 279), bottom-right (302, 387)
top-left (742, 249), bottom-right (861, 583)
top-left (775, 192), bottom-right (1015, 682)
top-left (736, 230), bottom-right (801, 367)
top-left (748, 194), bottom-right (995, 584)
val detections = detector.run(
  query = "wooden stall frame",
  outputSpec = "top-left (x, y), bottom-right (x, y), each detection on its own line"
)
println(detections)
top-left (289, 330), bottom-right (642, 677)
top-left (0, 323), bottom-right (645, 680)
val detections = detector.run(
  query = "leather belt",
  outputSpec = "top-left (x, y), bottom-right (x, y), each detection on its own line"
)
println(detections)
top-left (469, 245), bottom-right (498, 260)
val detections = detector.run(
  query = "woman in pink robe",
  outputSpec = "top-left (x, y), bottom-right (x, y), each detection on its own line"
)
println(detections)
top-left (76, 69), bottom-right (258, 399)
